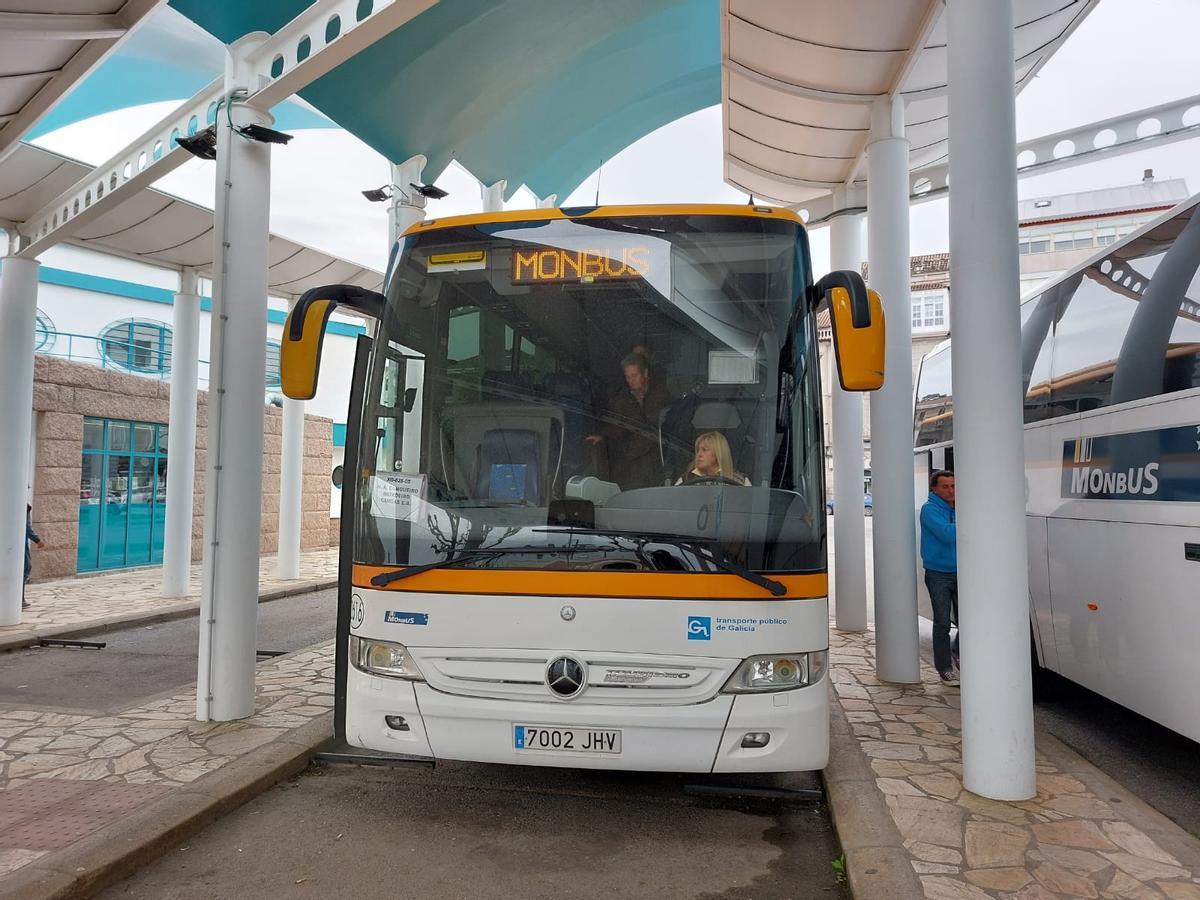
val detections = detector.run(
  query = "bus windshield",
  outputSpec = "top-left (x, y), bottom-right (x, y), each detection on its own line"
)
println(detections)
top-left (354, 211), bottom-right (825, 576)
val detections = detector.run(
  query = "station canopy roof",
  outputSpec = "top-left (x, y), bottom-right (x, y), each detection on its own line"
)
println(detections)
top-left (722, 0), bottom-right (1099, 207)
top-left (168, 0), bottom-right (721, 202)
top-left (0, 0), bottom-right (160, 163)
top-left (0, 141), bottom-right (382, 294)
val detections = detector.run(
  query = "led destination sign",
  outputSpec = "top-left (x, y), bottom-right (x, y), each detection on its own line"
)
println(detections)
top-left (512, 246), bottom-right (650, 284)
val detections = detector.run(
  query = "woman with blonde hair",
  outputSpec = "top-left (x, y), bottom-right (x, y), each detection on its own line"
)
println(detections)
top-left (676, 431), bottom-right (751, 485)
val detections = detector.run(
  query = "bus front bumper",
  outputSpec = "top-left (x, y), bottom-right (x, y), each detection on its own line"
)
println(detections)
top-left (345, 666), bottom-right (829, 773)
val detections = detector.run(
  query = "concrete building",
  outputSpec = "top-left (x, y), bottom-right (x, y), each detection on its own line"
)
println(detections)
top-left (1017, 170), bottom-right (1190, 296)
top-left (2, 239), bottom-right (365, 580)
top-left (818, 170), bottom-right (1190, 496)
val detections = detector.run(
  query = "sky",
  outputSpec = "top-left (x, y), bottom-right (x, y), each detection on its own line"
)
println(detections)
top-left (29, 0), bottom-right (1200, 281)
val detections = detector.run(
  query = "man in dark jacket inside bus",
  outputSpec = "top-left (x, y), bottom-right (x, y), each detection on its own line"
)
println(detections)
top-left (920, 471), bottom-right (959, 684)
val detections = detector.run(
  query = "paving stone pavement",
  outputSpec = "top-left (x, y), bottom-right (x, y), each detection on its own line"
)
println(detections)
top-left (0, 641), bottom-right (334, 880)
top-left (2, 548), bottom-right (338, 642)
top-left (829, 627), bottom-right (1200, 900)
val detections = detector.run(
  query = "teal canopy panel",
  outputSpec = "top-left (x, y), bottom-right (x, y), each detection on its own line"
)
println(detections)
top-left (168, 0), bottom-right (720, 199)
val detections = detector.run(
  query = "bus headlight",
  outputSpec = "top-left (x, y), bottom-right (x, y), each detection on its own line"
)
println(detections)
top-left (350, 636), bottom-right (425, 680)
top-left (721, 650), bottom-right (827, 693)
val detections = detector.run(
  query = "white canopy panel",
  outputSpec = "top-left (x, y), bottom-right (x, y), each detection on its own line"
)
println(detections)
top-left (0, 1), bottom-right (160, 164)
top-left (0, 141), bottom-right (382, 294)
top-left (722, 0), bottom-right (1099, 206)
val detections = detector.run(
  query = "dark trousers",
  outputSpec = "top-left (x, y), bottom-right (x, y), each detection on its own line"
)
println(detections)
top-left (924, 569), bottom-right (959, 674)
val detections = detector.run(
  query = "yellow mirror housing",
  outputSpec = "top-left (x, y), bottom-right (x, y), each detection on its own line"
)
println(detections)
top-left (816, 271), bottom-right (885, 392)
top-left (280, 284), bottom-right (386, 400)
top-left (281, 298), bottom-right (337, 400)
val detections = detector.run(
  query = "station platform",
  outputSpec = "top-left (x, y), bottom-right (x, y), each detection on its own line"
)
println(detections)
top-left (0, 560), bottom-right (1198, 898)
top-left (825, 626), bottom-right (1200, 899)
top-left (0, 549), bottom-right (338, 652)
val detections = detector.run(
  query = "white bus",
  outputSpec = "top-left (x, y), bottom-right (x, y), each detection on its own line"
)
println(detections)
top-left (914, 194), bottom-right (1200, 744)
top-left (281, 204), bottom-right (884, 772)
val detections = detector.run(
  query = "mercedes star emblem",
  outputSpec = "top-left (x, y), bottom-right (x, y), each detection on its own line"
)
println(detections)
top-left (560, 605), bottom-right (576, 622)
top-left (545, 656), bottom-right (587, 699)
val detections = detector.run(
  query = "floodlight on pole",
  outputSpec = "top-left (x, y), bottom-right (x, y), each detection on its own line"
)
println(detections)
top-left (362, 186), bottom-right (392, 202)
top-left (362, 182), bottom-right (448, 204)
top-left (237, 123), bottom-right (293, 145)
top-left (176, 125), bottom-right (217, 161)
top-left (411, 182), bottom-right (448, 200)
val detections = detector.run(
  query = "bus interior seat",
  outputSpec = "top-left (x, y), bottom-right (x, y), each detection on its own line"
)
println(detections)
top-left (481, 369), bottom-right (533, 400)
top-left (543, 372), bottom-right (594, 484)
top-left (476, 429), bottom-right (543, 504)
top-left (693, 400), bottom-right (741, 430)
top-left (440, 403), bottom-right (564, 504)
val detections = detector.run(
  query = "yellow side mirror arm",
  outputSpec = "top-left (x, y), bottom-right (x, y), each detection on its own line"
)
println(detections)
top-left (280, 284), bottom-right (385, 400)
top-left (814, 270), bottom-right (886, 392)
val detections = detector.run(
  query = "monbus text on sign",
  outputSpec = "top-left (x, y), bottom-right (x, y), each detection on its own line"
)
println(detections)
top-left (512, 247), bottom-right (650, 284)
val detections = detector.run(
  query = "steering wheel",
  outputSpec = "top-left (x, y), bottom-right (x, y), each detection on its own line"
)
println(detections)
top-left (682, 474), bottom-right (744, 487)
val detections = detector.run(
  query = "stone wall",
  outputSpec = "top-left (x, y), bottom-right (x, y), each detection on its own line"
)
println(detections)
top-left (28, 355), bottom-right (332, 582)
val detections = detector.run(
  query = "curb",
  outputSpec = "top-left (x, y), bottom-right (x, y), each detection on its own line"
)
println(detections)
top-left (0, 578), bottom-right (337, 653)
top-left (821, 684), bottom-right (1200, 899)
top-left (821, 690), bottom-right (924, 900)
top-left (0, 712), bottom-right (334, 900)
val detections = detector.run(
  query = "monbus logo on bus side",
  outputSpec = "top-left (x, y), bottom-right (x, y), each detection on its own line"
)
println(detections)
top-left (1061, 425), bottom-right (1200, 502)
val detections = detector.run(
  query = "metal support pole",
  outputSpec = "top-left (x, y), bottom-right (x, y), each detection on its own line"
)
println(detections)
top-left (196, 34), bottom-right (273, 722)
top-left (389, 156), bottom-right (427, 473)
top-left (387, 156), bottom-right (427, 247)
top-left (866, 96), bottom-right (921, 683)
top-left (0, 253), bottom-right (39, 626)
top-left (947, 0), bottom-right (1036, 800)
top-left (277, 297), bottom-right (304, 580)
top-left (828, 198), bottom-right (868, 633)
top-left (481, 180), bottom-right (506, 213)
top-left (162, 268), bottom-right (201, 598)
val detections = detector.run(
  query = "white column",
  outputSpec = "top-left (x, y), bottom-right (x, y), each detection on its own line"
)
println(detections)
top-left (536, 194), bottom-right (558, 209)
top-left (197, 35), bottom-right (273, 722)
top-left (390, 156), bottom-right (427, 473)
top-left (0, 253), bottom-right (39, 626)
top-left (162, 268), bottom-right (201, 597)
top-left (277, 297), bottom-right (304, 580)
top-left (481, 180), bottom-right (506, 213)
top-left (829, 200), bottom-right (868, 633)
top-left (866, 97), bottom-right (921, 683)
top-left (388, 155), bottom-right (427, 246)
top-left (947, 0), bottom-right (1035, 800)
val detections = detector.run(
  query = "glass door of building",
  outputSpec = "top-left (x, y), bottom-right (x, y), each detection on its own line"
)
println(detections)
top-left (77, 418), bottom-right (169, 571)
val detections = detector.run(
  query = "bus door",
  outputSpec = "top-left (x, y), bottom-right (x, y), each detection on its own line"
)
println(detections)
top-left (370, 343), bottom-right (424, 477)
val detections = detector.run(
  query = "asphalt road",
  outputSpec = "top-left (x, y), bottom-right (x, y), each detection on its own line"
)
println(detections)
top-left (96, 760), bottom-right (849, 900)
top-left (0, 588), bottom-right (336, 715)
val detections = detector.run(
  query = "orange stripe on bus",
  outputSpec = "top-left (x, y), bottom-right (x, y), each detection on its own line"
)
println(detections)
top-left (351, 565), bottom-right (827, 600)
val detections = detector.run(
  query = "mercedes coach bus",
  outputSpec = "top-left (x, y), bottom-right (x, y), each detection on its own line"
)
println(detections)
top-left (281, 204), bottom-right (884, 772)
top-left (914, 194), bottom-right (1200, 743)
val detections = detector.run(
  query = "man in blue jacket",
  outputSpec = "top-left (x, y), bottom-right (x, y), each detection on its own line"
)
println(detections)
top-left (920, 471), bottom-right (959, 684)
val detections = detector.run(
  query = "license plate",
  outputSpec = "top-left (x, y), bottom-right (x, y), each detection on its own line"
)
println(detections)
top-left (513, 725), bottom-right (622, 754)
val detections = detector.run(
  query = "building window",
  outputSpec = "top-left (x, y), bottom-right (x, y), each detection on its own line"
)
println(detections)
top-left (912, 292), bottom-right (947, 332)
top-left (77, 417), bottom-right (169, 572)
top-left (265, 340), bottom-right (282, 387)
top-left (34, 310), bottom-right (55, 351)
top-left (99, 319), bottom-right (172, 374)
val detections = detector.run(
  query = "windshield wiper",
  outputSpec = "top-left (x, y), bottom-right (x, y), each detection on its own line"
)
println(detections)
top-left (369, 545), bottom-right (566, 587)
top-left (533, 528), bottom-right (788, 597)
